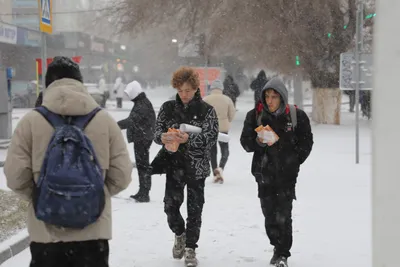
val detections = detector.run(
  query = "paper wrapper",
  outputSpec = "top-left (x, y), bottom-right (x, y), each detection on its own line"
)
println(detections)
top-left (179, 124), bottom-right (202, 133)
top-left (179, 124), bottom-right (230, 143)
top-left (255, 125), bottom-right (279, 146)
top-left (165, 128), bottom-right (180, 152)
top-left (218, 133), bottom-right (230, 143)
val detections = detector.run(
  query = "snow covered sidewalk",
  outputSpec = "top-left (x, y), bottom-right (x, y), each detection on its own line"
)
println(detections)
top-left (1, 94), bottom-right (371, 267)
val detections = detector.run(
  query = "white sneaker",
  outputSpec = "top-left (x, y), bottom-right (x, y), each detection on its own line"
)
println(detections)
top-left (184, 248), bottom-right (198, 267)
top-left (172, 232), bottom-right (186, 259)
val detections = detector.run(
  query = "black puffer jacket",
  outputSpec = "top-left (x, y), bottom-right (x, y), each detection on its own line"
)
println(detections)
top-left (35, 92), bottom-right (43, 107)
top-left (151, 90), bottom-right (219, 180)
top-left (250, 70), bottom-right (268, 105)
top-left (223, 75), bottom-right (240, 103)
top-left (117, 92), bottom-right (156, 143)
top-left (240, 78), bottom-right (313, 188)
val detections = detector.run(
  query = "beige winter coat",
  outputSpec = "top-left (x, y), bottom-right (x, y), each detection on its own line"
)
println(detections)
top-left (203, 89), bottom-right (236, 132)
top-left (4, 78), bottom-right (133, 243)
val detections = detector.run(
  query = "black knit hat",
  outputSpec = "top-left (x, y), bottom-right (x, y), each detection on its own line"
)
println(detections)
top-left (45, 56), bottom-right (83, 88)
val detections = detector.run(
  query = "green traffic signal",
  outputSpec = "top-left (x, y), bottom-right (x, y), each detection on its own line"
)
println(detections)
top-left (365, 13), bottom-right (376, 19)
top-left (295, 56), bottom-right (300, 66)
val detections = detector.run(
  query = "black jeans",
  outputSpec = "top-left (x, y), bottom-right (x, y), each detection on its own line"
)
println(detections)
top-left (164, 170), bottom-right (205, 249)
top-left (116, 97), bottom-right (122, 108)
top-left (259, 185), bottom-right (295, 258)
top-left (30, 239), bottom-right (109, 267)
top-left (134, 140), bottom-right (152, 193)
top-left (101, 92), bottom-right (109, 108)
top-left (348, 91), bottom-right (355, 112)
top-left (210, 134), bottom-right (229, 171)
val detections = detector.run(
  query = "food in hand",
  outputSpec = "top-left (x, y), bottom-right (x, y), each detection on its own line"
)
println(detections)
top-left (254, 125), bottom-right (279, 146)
top-left (165, 128), bottom-right (180, 152)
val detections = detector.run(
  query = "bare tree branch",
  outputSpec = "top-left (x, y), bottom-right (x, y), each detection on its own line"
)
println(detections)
top-left (104, 0), bottom-right (365, 88)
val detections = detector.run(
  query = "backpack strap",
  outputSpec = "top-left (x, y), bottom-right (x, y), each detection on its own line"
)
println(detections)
top-left (35, 106), bottom-right (66, 128)
top-left (72, 107), bottom-right (102, 130)
top-left (256, 109), bottom-right (263, 126)
top-left (289, 105), bottom-right (297, 129)
top-left (256, 105), bottom-right (297, 129)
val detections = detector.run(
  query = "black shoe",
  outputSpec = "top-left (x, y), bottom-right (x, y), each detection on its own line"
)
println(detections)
top-left (275, 256), bottom-right (288, 267)
top-left (130, 192), bottom-right (150, 203)
top-left (270, 253), bottom-right (279, 265)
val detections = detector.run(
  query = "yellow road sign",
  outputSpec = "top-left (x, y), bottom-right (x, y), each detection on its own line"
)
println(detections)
top-left (38, 0), bottom-right (52, 34)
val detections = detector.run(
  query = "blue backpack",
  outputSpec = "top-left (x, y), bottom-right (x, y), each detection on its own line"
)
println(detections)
top-left (34, 106), bottom-right (105, 229)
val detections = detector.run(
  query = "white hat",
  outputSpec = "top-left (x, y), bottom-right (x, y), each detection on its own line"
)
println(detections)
top-left (210, 79), bottom-right (223, 90)
top-left (124, 81), bottom-right (143, 100)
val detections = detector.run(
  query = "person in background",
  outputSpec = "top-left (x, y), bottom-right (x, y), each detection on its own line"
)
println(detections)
top-left (113, 75), bottom-right (126, 108)
top-left (151, 66), bottom-right (218, 267)
top-left (35, 91), bottom-right (43, 107)
top-left (203, 79), bottom-right (236, 183)
top-left (240, 77), bottom-right (313, 267)
top-left (250, 70), bottom-right (269, 106)
top-left (118, 81), bottom-right (156, 203)
top-left (98, 74), bottom-right (108, 108)
top-left (4, 56), bottom-right (132, 267)
top-left (223, 75), bottom-right (240, 107)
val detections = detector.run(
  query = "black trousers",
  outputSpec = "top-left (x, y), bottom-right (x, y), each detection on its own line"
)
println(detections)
top-left (133, 140), bottom-right (152, 193)
top-left (259, 185), bottom-right (295, 258)
top-left (348, 91), bottom-right (355, 112)
top-left (116, 97), bottom-right (122, 108)
top-left (101, 92), bottom-right (109, 108)
top-left (29, 240), bottom-right (109, 267)
top-left (210, 134), bottom-right (229, 171)
top-left (164, 171), bottom-right (205, 249)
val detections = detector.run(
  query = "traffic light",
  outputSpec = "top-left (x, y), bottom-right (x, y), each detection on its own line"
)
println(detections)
top-left (365, 13), bottom-right (376, 19)
top-left (296, 56), bottom-right (300, 66)
top-left (328, 33), bottom-right (332, 38)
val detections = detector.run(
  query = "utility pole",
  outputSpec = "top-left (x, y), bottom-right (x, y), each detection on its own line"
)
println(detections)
top-left (38, 0), bottom-right (53, 95)
top-left (354, 0), bottom-right (364, 164)
top-left (293, 55), bottom-right (303, 109)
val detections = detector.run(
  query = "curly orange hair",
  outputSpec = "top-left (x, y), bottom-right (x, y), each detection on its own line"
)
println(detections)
top-left (171, 67), bottom-right (200, 90)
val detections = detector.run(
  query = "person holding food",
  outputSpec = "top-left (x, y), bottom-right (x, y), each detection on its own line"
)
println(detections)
top-left (151, 66), bottom-right (219, 267)
top-left (240, 77), bottom-right (313, 267)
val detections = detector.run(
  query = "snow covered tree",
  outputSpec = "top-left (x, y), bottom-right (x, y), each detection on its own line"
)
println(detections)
top-left (105, 0), bottom-right (367, 124)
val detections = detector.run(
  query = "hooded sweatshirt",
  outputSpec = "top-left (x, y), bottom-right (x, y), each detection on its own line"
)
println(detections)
top-left (250, 70), bottom-right (268, 104)
top-left (117, 81), bottom-right (156, 143)
top-left (124, 81), bottom-right (143, 100)
top-left (260, 77), bottom-right (289, 116)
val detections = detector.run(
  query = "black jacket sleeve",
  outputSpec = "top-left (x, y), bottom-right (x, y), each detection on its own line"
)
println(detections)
top-left (35, 92), bottom-right (43, 107)
top-left (154, 102), bottom-right (169, 146)
top-left (187, 107), bottom-right (219, 149)
top-left (233, 84), bottom-right (240, 97)
top-left (117, 112), bottom-right (138, 130)
top-left (240, 109), bottom-right (265, 153)
top-left (295, 109), bottom-right (313, 164)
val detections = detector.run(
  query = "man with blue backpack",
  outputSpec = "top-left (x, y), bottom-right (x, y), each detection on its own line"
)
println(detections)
top-left (4, 57), bottom-right (133, 267)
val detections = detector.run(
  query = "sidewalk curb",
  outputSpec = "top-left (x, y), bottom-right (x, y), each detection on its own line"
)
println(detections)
top-left (0, 233), bottom-right (30, 265)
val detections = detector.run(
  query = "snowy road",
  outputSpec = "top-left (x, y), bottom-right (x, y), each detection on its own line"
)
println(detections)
top-left (1, 91), bottom-right (372, 267)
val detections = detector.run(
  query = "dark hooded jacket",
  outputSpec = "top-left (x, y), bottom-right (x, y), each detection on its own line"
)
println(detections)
top-left (35, 92), bottom-right (43, 107)
top-left (250, 70), bottom-right (268, 105)
top-left (151, 89), bottom-right (219, 180)
top-left (117, 92), bottom-right (156, 143)
top-left (240, 78), bottom-right (313, 189)
top-left (223, 75), bottom-right (240, 103)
